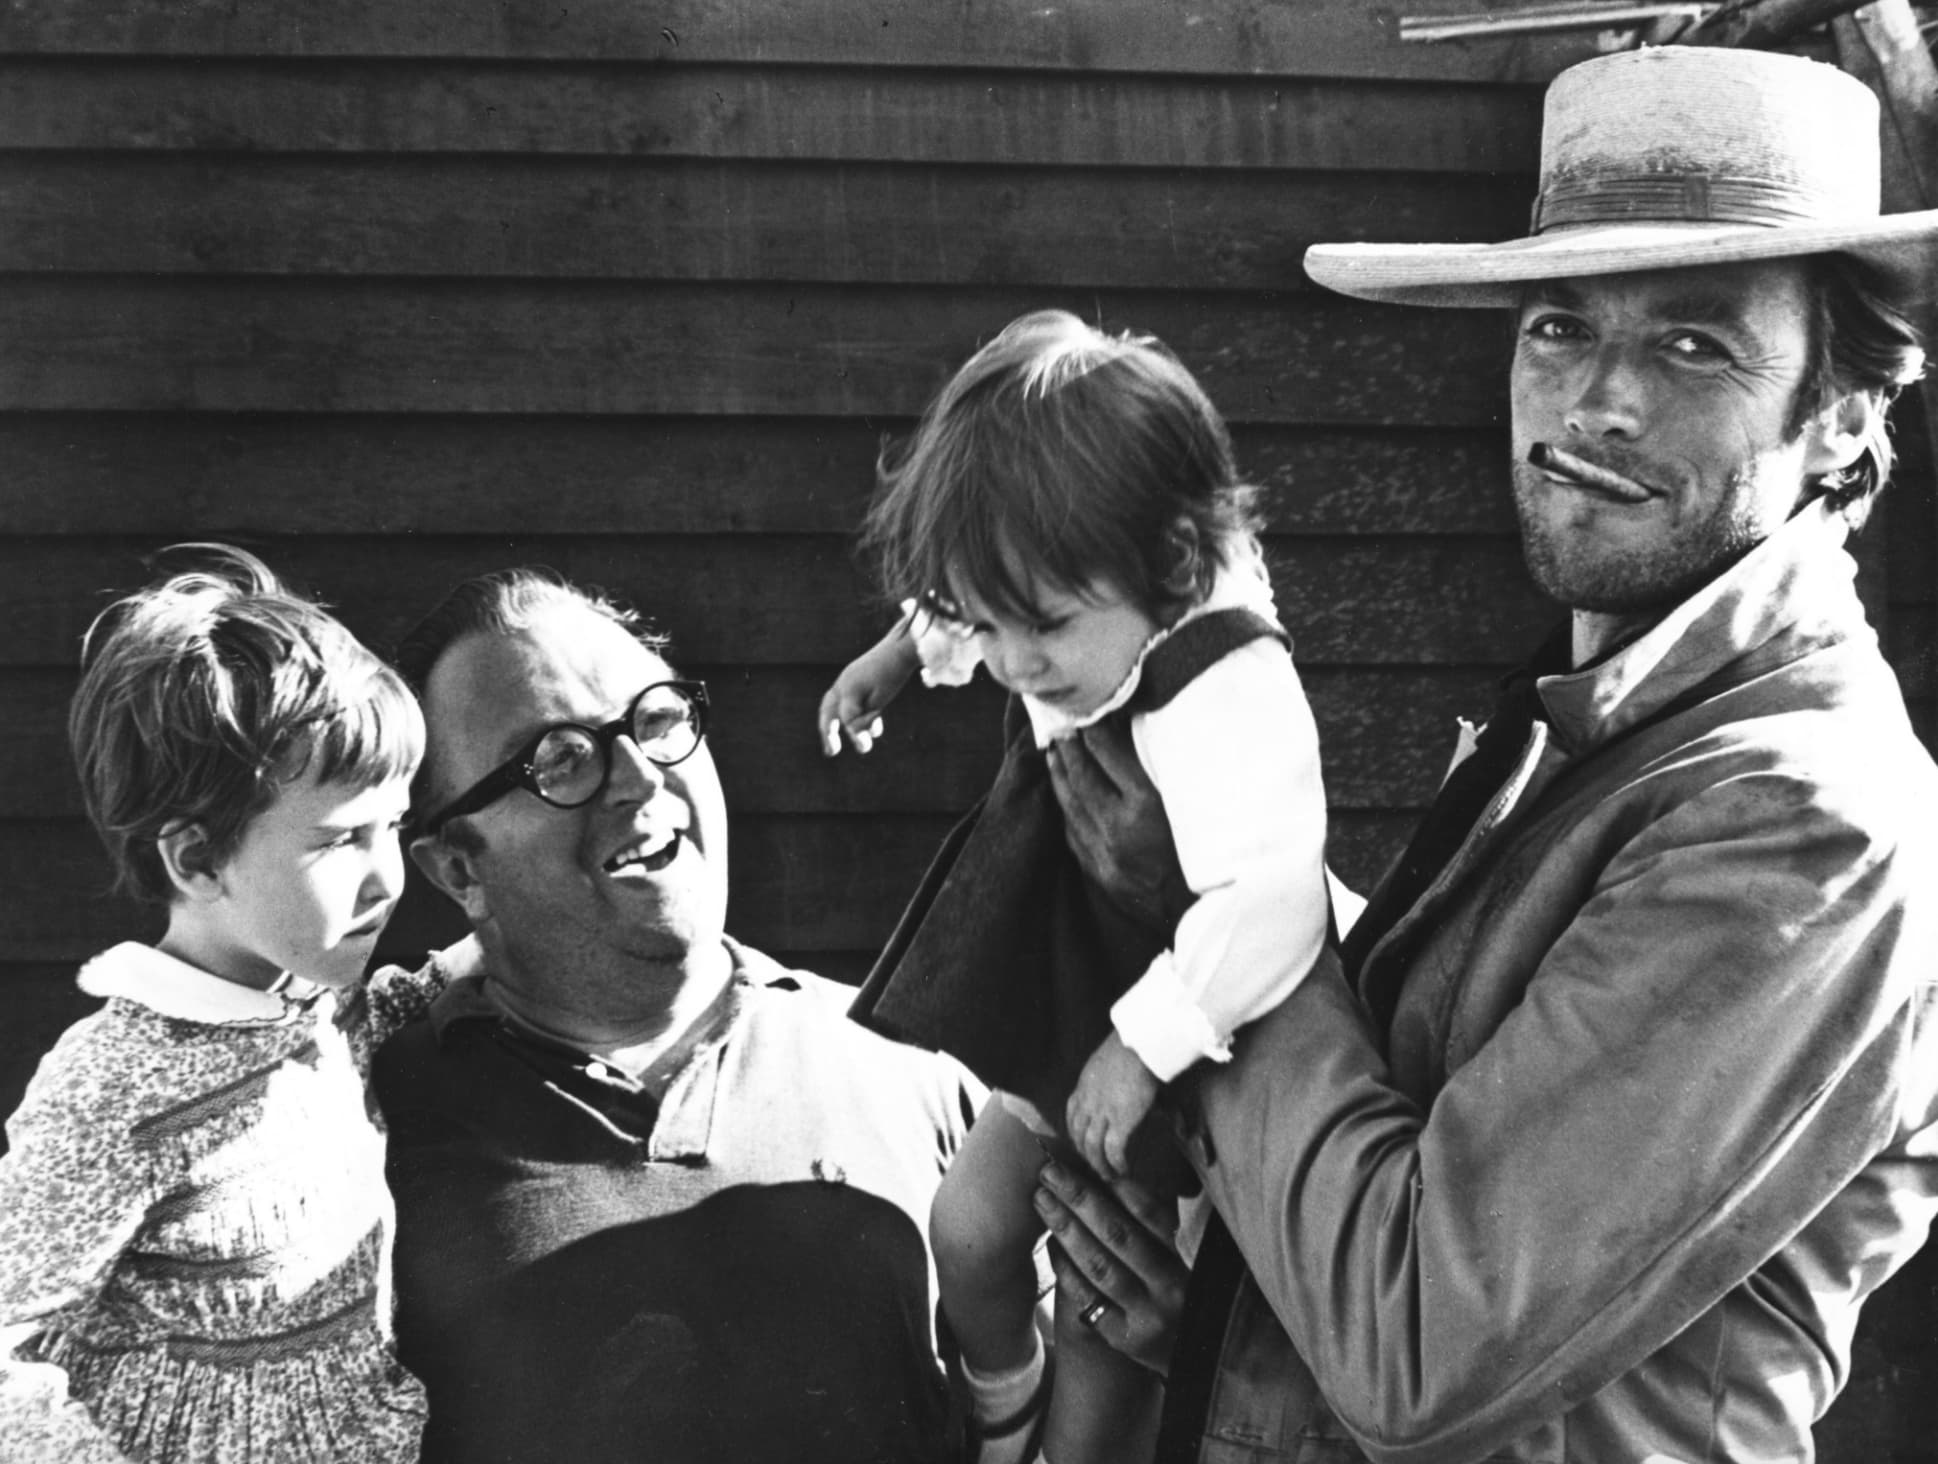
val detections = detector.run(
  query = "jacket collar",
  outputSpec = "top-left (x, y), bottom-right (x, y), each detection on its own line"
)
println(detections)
top-left (76, 941), bottom-right (324, 1026)
top-left (1535, 499), bottom-right (1865, 754)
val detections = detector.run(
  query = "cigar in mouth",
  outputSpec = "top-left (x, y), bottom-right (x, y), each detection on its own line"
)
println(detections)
top-left (1527, 442), bottom-right (1651, 500)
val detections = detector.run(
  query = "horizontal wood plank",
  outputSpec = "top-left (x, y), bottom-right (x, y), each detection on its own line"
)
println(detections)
top-left (0, 156), bottom-right (1533, 284)
top-left (0, 664), bottom-right (1504, 818)
top-left (0, 822), bottom-right (163, 959)
top-left (0, 62), bottom-right (1541, 171)
top-left (0, 535), bottom-right (1551, 669)
top-left (0, 0), bottom-right (1611, 83)
top-left (0, 809), bottom-right (1422, 962)
top-left (0, 281), bottom-right (1512, 424)
top-left (0, 415), bottom-right (1518, 536)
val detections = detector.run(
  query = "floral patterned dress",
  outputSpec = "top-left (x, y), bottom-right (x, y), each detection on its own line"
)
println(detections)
top-left (0, 943), bottom-right (443, 1463)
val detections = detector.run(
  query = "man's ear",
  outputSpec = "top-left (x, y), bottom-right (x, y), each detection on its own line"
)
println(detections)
top-left (156, 822), bottom-right (224, 902)
top-left (410, 832), bottom-right (490, 923)
top-left (1158, 516), bottom-right (1202, 602)
top-left (1801, 387), bottom-right (1881, 478)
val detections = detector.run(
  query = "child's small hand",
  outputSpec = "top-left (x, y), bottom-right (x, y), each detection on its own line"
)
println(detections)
top-left (818, 681), bottom-right (885, 757)
top-left (817, 623), bottom-right (922, 756)
top-left (1067, 1032), bottom-right (1161, 1180)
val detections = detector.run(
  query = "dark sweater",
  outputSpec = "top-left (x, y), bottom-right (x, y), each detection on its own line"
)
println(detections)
top-left (373, 940), bottom-right (980, 1464)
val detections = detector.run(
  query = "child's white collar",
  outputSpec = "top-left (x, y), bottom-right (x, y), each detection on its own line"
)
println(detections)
top-left (77, 941), bottom-right (324, 1026)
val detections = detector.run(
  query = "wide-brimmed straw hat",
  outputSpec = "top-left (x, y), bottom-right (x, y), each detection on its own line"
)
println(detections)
top-left (1305, 46), bottom-right (1938, 308)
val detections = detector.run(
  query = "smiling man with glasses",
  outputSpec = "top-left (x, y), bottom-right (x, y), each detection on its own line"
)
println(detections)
top-left (368, 569), bottom-right (981, 1464)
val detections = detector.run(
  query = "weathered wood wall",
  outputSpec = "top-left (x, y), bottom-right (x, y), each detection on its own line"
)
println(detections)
top-left (0, 2), bottom-right (1928, 1452)
top-left (0, 0), bottom-right (1575, 1009)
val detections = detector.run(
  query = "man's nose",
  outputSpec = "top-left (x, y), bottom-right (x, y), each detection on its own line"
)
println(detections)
top-left (605, 733), bottom-right (668, 802)
top-left (1563, 344), bottom-right (1646, 439)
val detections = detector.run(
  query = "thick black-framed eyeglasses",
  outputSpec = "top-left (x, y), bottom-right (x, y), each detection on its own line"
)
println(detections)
top-left (413, 679), bottom-right (709, 839)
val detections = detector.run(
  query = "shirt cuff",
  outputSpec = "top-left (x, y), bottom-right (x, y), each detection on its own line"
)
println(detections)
top-left (1111, 961), bottom-right (1231, 1083)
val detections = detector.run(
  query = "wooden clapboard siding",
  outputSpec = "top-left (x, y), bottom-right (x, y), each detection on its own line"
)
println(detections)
top-left (0, 525), bottom-right (1536, 965)
top-left (0, 535), bottom-right (1546, 669)
top-left (0, 62), bottom-right (1544, 170)
top-left (0, 664), bottom-right (1498, 819)
top-left (0, 808), bottom-right (1426, 961)
top-left (0, 0), bottom-right (1613, 81)
top-left (14, 4), bottom-right (1929, 1025)
top-left (1, 281), bottom-right (1512, 423)
top-left (2, 9), bottom-right (1932, 1453)
top-left (0, 2), bottom-right (1612, 1129)
top-left (0, 416), bottom-right (1517, 535)
top-left (0, 157), bottom-right (1532, 282)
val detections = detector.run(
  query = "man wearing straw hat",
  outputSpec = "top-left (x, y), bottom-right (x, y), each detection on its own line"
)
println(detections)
top-left (1032, 45), bottom-right (1938, 1463)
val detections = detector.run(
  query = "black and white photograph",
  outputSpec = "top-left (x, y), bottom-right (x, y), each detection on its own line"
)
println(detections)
top-left (1, 3), bottom-right (1934, 1460)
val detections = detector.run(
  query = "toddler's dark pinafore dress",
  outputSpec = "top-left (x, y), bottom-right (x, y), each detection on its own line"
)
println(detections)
top-left (848, 607), bottom-right (1287, 1124)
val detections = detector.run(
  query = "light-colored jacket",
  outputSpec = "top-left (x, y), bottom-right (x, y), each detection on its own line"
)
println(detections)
top-left (1184, 502), bottom-right (1938, 1463)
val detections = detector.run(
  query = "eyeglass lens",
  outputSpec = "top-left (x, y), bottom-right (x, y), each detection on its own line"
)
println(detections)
top-left (529, 686), bottom-right (702, 805)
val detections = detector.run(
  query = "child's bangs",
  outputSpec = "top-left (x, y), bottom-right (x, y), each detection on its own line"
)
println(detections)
top-left (948, 405), bottom-right (1152, 618)
top-left (938, 524), bottom-right (1099, 626)
top-left (930, 475), bottom-right (1055, 625)
top-left (928, 447), bottom-right (1114, 623)
top-left (299, 663), bottom-right (425, 793)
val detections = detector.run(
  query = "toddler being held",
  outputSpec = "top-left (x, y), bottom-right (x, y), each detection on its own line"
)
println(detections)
top-left (824, 312), bottom-right (1334, 1463)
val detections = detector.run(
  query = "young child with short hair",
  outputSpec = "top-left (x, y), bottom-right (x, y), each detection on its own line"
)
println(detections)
top-left (822, 311), bottom-right (1334, 1463)
top-left (0, 545), bottom-right (438, 1463)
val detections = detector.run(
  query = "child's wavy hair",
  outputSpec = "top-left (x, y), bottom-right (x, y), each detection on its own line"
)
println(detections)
top-left (68, 544), bottom-right (425, 904)
top-left (864, 310), bottom-right (1262, 624)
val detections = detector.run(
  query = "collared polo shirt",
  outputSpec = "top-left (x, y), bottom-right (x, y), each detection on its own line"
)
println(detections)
top-left (372, 939), bottom-right (980, 1464)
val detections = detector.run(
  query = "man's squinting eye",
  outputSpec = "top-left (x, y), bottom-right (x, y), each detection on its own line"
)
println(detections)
top-left (1520, 314), bottom-right (1586, 342)
top-left (1664, 331), bottom-right (1733, 363)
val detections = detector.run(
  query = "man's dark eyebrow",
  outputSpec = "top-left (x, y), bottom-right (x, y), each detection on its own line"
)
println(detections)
top-left (490, 723), bottom-right (544, 764)
top-left (1651, 292), bottom-right (1756, 333)
top-left (488, 670), bottom-right (674, 764)
top-left (1518, 281), bottom-right (1756, 335)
